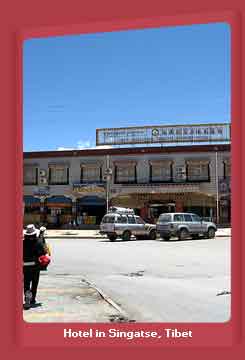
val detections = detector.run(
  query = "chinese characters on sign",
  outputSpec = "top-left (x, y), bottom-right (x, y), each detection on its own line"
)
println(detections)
top-left (73, 184), bottom-right (105, 193)
top-left (96, 123), bottom-right (230, 146)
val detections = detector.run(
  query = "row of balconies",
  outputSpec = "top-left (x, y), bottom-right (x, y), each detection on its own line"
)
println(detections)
top-left (24, 159), bottom-right (230, 187)
top-left (24, 178), bottom-right (211, 187)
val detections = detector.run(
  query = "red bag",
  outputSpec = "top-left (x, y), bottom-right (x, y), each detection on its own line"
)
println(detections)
top-left (38, 254), bottom-right (51, 267)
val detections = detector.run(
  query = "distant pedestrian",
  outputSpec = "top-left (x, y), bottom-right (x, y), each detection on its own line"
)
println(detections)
top-left (38, 226), bottom-right (51, 271)
top-left (23, 224), bottom-right (46, 309)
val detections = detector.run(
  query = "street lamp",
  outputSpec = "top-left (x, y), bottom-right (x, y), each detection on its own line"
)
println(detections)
top-left (104, 155), bottom-right (112, 213)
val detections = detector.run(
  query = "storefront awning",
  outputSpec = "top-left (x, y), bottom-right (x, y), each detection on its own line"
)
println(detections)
top-left (45, 196), bottom-right (72, 207)
top-left (24, 196), bottom-right (40, 206)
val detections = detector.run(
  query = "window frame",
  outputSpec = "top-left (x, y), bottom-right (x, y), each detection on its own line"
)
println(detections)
top-left (127, 215), bottom-right (136, 224)
top-left (158, 214), bottom-right (172, 223)
top-left (191, 214), bottom-right (202, 222)
top-left (114, 164), bottom-right (137, 184)
top-left (184, 214), bottom-right (193, 222)
top-left (116, 215), bottom-right (128, 224)
top-left (80, 165), bottom-right (102, 184)
top-left (135, 216), bottom-right (145, 224)
top-left (186, 162), bottom-right (210, 182)
top-left (23, 166), bottom-right (38, 186)
top-left (149, 162), bottom-right (173, 183)
top-left (48, 166), bottom-right (70, 185)
top-left (173, 214), bottom-right (185, 222)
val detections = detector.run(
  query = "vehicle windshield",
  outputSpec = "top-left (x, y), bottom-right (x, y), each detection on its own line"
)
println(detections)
top-left (158, 214), bottom-right (172, 223)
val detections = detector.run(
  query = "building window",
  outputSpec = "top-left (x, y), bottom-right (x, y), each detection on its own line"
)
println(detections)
top-left (48, 166), bottom-right (69, 185)
top-left (150, 161), bottom-right (172, 183)
top-left (81, 165), bottom-right (102, 183)
top-left (224, 160), bottom-right (231, 179)
top-left (114, 163), bottom-right (137, 184)
top-left (186, 161), bottom-right (210, 182)
top-left (24, 166), bottom-right (38, 185)
top-left (175, 166), bottom-right (186, 182)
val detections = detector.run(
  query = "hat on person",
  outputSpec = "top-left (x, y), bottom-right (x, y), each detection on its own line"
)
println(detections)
top-left (24, 224), bottom-right (39, 236)
top-left (39, 226), bottom-right (46, 232)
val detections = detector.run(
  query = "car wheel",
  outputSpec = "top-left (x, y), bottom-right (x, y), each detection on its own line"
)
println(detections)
top-left (122, 230), bottom-right (131, 241)
top-left (148, 229), bottom-right (157, 240)
top-left (108, 235), bottom-right (116, 242)
top-left (178, 228), bottom-right (189, 241)
top-left (207, 227), bottom-right (216, 239)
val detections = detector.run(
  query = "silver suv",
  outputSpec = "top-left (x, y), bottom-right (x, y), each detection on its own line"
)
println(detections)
top-left (156, 213), bottom-right (217, 241)
top-left (100, 212), bottom-right (157, 242)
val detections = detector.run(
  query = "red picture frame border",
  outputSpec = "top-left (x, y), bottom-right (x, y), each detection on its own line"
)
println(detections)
top-left (1, 0), bottom-right (243, 358)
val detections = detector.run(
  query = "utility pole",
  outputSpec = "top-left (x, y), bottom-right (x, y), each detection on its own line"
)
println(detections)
top-left (215, 150), bottom-right (219, 225)
top-left (104, 155), bottom-right (112, 213)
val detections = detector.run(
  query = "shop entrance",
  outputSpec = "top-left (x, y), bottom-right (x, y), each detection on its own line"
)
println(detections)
top-left (149, 202), bottom-right (176, 223)
top-left (76, 196), bottom-right (106, 227)
top-left (219, 197), bottom-right (231, 225)
top-left (44, 196), bottom-right (72, 227)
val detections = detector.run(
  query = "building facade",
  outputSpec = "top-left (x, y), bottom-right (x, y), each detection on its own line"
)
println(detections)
top-left (23, 144), bottom-right (231, 227)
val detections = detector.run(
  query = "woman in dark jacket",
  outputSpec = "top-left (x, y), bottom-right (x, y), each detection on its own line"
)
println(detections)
top-left (23, 224), bottom-right (46, 309)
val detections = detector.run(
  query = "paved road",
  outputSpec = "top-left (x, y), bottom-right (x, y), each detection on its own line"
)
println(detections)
top-left (43, 235), bottom-right (230, 323)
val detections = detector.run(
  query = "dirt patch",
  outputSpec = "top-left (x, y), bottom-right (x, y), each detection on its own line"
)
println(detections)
top-left (122, 270), bottom-right (145, 277)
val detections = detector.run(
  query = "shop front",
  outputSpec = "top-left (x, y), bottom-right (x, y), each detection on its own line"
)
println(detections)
top-left (44, 196), bottom-right (73, 227)
top-left (218, 178), bottom-right (231, 225)
top-left (219, 196), bottom-right (231, 225)
top-left (76, 196), bottom-right (106, 226)
top-left (23, 195), bottom-right (41, 226)
top-left (110, 191), bottom-right (216, 223)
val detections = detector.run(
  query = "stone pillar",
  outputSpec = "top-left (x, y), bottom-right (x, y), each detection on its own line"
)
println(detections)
top-left (72, 199), bottom-right (77, 223)
top-left (140, 205), bottom-right (148, 221)
top-left (175, 200), bottom-right (183, 212)
top-left (39, 197), bottom-right (45, 224)
top-left (175, 195), bottom-right (184, 212)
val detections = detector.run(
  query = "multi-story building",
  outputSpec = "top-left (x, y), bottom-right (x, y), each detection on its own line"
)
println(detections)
top-left (23, 143), bottom-right (231, 227)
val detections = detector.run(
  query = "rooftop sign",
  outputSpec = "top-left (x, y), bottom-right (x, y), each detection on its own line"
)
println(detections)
top-left (96, 123), bottom-right (230, 146)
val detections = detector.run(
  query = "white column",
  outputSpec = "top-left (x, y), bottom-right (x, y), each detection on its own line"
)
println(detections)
top-left (215, 151), bottom-right (219, 224)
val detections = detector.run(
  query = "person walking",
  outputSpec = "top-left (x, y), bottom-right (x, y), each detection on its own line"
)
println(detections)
top-left (23, 224), bottom-right (46, 309)
top-left (39, 226), bottom-right (47, 245)
top-left (38, 226), bottom-right (51, 271)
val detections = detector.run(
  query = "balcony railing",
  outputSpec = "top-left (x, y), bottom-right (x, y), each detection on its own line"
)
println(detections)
top-left (112, 181), bottom-right (202, 186)
top-left (111, 182), bottom-right (201, 194)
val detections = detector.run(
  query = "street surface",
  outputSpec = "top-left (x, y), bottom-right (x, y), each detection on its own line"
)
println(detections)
top-left (24, 236), bottom-right (230, 323)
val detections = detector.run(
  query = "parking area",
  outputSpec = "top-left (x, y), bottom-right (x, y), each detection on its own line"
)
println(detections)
top-left (24, 234), bottom-right (231, 323)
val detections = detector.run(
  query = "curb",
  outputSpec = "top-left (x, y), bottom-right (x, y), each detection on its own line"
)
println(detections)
top-left (46, 234), bottom-right (230, 240)
top-left (46, 236), bottom-right (105, 239)
top-left (80, 278), bottom-right (130, 320)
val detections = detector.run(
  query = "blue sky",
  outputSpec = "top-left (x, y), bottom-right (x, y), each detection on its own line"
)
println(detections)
top-left (23, 22), bottom-right (230, 151)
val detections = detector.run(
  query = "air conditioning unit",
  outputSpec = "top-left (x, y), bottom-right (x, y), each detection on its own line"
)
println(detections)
top-left (103, 175), bottom-right (112, 181)
top-left (39, 169), bottom-right (47, 177)
top-left (39, 178), bottom-right (48, 185)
